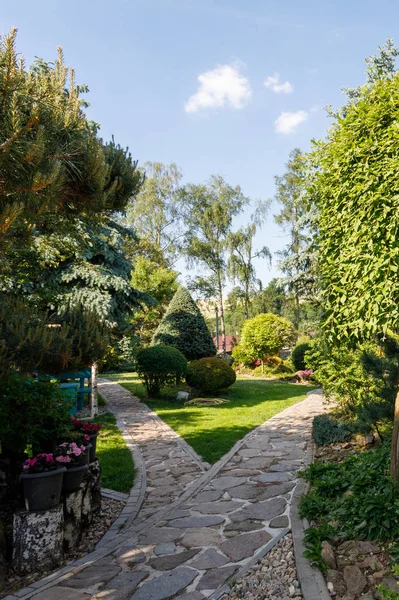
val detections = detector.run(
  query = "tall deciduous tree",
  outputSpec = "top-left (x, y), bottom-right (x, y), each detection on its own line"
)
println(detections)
top-left (309, 40), bottom-right (399, 479)
top-left (180, 175), bottom-right (248, 353)
top-left (274, 148), bottom-right (313, 330)
top-left (124, 161), bottom-right (184, 267)
top-left (228, 219), bottom-right (271, 320)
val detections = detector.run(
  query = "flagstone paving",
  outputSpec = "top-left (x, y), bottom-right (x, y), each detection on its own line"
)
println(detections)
top-left (9, 384), bottom-right (326, 600)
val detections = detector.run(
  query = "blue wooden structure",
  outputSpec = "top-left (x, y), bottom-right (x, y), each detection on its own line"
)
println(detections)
top-left (39, 368), bottom-right (92, 414)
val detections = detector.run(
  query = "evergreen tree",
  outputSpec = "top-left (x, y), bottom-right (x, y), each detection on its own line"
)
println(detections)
top-left (152, 286), bottom-right (216, 360)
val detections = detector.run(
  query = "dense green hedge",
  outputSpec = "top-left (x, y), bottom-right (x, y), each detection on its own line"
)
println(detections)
top-left (136, 345), bottom-right (187, 396)
top-left (186, 357), bottom-right (236, 393)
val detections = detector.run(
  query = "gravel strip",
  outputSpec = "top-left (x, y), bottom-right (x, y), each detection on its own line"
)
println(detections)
top-left (220, 534), bottom-right (303, 600)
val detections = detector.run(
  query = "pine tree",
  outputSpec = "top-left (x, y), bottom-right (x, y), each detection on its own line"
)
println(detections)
top-left (152, 286), bottom-right (216, 360)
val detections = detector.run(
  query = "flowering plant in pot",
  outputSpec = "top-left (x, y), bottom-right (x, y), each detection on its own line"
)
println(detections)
top-left (20, 453), bottom-right (66, 511)
top-left (71, 417), bottom-right (102, 463)
top-left (58, 432), bottom-right (92, 465)
top-left (56, 442), bottom-right (89, 493)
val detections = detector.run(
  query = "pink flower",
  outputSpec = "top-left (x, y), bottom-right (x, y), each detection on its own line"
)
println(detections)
top-left (55, 455), bottom-right (71, 463)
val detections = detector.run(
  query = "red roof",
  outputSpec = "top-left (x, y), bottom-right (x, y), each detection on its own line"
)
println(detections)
top-left (213, 335), bottom-right (238, 353)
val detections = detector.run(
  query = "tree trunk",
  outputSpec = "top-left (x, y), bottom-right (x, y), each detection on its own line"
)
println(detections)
top-left (218, 279), bottom-right (226, 355)
top-left (390, 366), bottom-right (399, 481)
top-left (295, 290), bottom-right (300, 331)
top-left (90, 362), bottom-right (98, 419)
top-left (245, 279), bottom-right (249, 321)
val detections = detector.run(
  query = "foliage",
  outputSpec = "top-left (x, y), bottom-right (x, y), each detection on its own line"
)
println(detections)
top-left (309, 63), bottom-right (399, 342)
top-left (227, 204), bottom-right (271, 320)
top-left (0, 373), bottom-right (71, 457)
top-left (181, 175), bottom-right (249, 353)
top-left (0, 29), bottom-right (143, 253)
top-left (307, 337), bottom-right (396, 434)
top-left (233, 313), bottom-right (296, 370)
top-left (302, 523), bottom-right (336, 572)
top-left (291, 341), bottom-right (312, 371)
top-left (312, 414), bottom-right (352, 446)
top-left (274, 148), bottom-right (316, 328)
top-left (124, 161), bottom-right (184, 267)
top-left (152, 286), bottom-right (216, 360)
top-left (300, 444), bottom-right (399, 545)
top-left (0, 296), bottom-right (109, 373)
top-left (186, 357), bottom-right (236, 393)
top-left (130, 255), bottom-right (178, 345)
top-left (136, 345), bottom-right (187, 396)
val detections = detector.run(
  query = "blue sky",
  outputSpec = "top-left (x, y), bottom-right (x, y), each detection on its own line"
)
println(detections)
top-left (2, 0), bottom-right (398, 287)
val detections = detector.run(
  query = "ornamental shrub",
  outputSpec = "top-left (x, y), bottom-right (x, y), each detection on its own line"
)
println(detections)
top-left (0, 373), bottom-right (72, 458)
top-left (136, 345), bottom-right (187, 396)
top-left (152, 286), bottom-right (216, 360)
top-left (186, 357), bottom-right (236, 393)
top-left (291, 342), bottom-right (312, 371)
top-left (233, 313), bottom-right (296, 371)
top-left (312, 414), bottom-right (352, 446)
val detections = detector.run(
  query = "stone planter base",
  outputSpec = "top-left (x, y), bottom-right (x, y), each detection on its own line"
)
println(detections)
top-left (12, 505), bottom-right (64, 575)
top-left (12, 459), bottom-right (102, 575)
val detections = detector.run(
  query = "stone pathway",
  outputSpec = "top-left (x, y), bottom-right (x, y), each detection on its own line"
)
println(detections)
top-left (7, 385), bottom-right (326, 600)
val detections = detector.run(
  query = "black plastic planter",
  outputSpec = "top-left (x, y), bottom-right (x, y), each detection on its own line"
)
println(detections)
top-left (20, 467), bottom-right (66, 511)
top-left (76, 444), bottom-right (92, 466)
top-left (88, 433), bottom-right (98, 462)
top-left (63, 464), bottom-right (88, 493)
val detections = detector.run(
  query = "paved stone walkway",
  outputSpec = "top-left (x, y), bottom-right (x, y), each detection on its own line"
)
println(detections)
top-left (7, 384), bottom-right (326, 600)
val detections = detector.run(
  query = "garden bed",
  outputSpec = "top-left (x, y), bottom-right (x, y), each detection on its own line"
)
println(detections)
top-left (299, 438), bottom-right (399, 599)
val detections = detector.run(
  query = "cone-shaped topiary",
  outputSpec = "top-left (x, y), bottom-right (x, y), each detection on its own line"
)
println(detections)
top-left (152, 286), bottom-right (216, 360)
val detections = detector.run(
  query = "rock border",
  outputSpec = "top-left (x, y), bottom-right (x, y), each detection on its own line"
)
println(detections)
top-left (291, 428), bottom-right (331, 600)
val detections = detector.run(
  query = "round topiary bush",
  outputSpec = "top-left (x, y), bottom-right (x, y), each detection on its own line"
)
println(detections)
top-left (136, 345), bottom-right (187, 396)
top-left (291, 342), bottom-right (312, 371)
top-left (186, 357), bottom-right (236, 393)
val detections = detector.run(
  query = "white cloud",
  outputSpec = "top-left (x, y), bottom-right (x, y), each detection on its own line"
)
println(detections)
top-left (185, 63), bottom-right (252, 113)
top-left (264, 73), bottom-right (293, 94)
top-left (275, 110), bottom-right (308, 134)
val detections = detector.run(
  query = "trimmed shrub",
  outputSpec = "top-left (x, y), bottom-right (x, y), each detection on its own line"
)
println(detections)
top-left (152, 286), bottom-right (216, 360)
top-left (136, 345), bottom-right (187, 396)
top-left (291, 342), bottom-right (312, 371)
top-left (312, 414), bottom-right (352, 446)
top-left (186, 357), bottom-right (236, 393)
top-left (233, 313), bottom-right (296, 370)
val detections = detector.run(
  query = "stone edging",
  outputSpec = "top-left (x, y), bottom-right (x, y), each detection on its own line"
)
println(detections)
top-left (291, 426), bottom-right (331, 600)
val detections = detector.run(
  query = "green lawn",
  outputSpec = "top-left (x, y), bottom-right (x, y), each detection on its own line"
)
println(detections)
top-left (94, 412), bottom-right (135, 493)
top-left (106, 372), bottom-right (314, 463)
